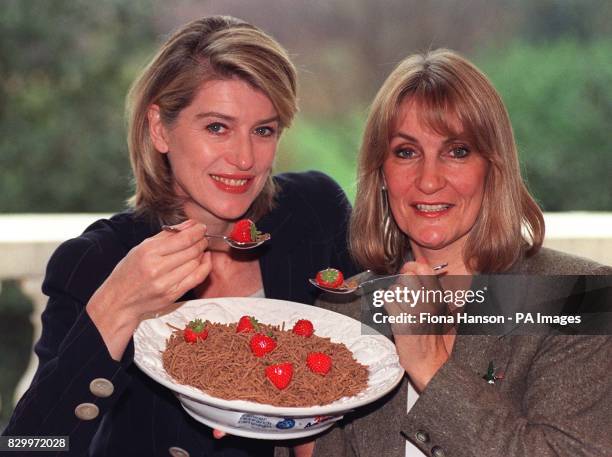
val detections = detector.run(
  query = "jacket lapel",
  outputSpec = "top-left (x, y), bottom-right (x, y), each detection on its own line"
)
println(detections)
top-left (257, 208), bottom-right (295, 300)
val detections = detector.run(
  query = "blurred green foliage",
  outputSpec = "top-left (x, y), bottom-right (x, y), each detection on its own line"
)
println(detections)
top-left (2, 1), bottom-right (610, 212)
top-left (278, 114), bottom-right (364, 202)
top-left (479, 40), bottom-right (612, 210)
top-left (0, 0), bottom-right (156, 212)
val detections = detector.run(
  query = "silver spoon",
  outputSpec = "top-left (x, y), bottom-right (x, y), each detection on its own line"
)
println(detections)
top-left (309, 263), bottom-right (448, 294)
top-left (161, 225), bottom-right (271, 250)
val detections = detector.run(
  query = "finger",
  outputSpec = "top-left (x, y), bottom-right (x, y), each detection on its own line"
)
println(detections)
top-left (390, 262), bottom-right (444, 320)
top-left (213, 429), bottom-right (226, 439)
top-left (395, 262), bottom-right (421, 289)
top-left (157, 254), bottom-right (209, 299)
top-left (398, 262), bottom-right (441, 291)
top-left (150, 219), bottom-right (198, 245)
top-left (174, 251), bottom-right (212, 295)
top-left (154, 219), bottom-right (196, 238)
top-left (156, 237), bottom-right (209, 274)
top-left (158, 251), bottom-right (212, 301)
top-left (399, 261), bottom-right (435, 276)
top-left (156, 223), bottom-right (207, 255)
top-left (145, 258), bottom-right (198, 301)
top-left (383, 299), bottom-right (404, 317)
top-left (398, 261), bottom-right (419, 275)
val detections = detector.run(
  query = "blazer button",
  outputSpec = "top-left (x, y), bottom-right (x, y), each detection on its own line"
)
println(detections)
top-left (168, 446), bottom-right (190, 457)
top-left (74, 403), bottom-right (99, 420)
top-left (415, 430), bottom-right (430, 443)
top-left (431, 445), bottom-right (445, 457)
top-left (89, 378), bottom-right (114, 398)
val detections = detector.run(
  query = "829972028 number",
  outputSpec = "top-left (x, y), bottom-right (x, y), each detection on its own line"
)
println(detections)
top-left (1, 436), bottom-right (69, 451)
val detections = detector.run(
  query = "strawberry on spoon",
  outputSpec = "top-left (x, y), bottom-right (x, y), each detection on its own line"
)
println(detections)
top-left (162, 218), bottom-right (270, 250)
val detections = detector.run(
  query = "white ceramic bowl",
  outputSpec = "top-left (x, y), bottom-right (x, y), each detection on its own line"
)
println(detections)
top-left (134, 297), bottom-right (403, 439)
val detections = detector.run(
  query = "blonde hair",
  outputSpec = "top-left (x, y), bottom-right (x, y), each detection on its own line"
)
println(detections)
top-left (126, 16), bottom-right (298, 224)
top-left (350, 49), bottom-right (544, 274)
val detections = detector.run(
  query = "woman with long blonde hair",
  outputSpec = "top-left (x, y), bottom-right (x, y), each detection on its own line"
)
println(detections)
top-left (312, 49), bottom-right (611, 457)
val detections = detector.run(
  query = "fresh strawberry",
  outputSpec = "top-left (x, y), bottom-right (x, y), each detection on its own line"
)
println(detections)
top-left (236, 315), bottom-right (259, 333)
top-left (265, 363), bottom-right (294, 389)
top-left (230, 219), bottom-right (260, 243)
top-left (249, 333), bottom-right (277, 357)
top-left (292, 319), bottom-right (314, 338)
top-left (315, 268), bottom-right (344, 289)
top-left (183, 319), bottom-right (208, 343)
top-left (307, 352), bottom-right (332, 375)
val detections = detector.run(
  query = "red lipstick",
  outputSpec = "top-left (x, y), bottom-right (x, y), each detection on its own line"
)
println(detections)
top-left (210, 174), bottom-right (254, 194)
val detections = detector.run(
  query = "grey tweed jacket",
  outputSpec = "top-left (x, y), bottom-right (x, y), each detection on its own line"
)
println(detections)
top-left (284, 248), bottom-right (612, 457)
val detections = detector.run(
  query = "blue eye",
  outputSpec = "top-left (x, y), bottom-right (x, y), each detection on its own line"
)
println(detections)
top-left (254, 126), bottom-right (276, 137)
top-left (394, 148), bottom-right (417, 159)
top-left (206, 122), bottom-right (227, 134)
top-left (450, 146), bottom-right (470, 158)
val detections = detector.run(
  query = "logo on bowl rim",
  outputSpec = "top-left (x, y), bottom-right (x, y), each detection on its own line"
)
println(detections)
top-left (275, 418), bottom-right (296, 429)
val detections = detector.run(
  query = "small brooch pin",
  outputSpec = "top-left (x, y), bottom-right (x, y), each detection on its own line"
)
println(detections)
top-left (482, 361), bottom-right (504, 384)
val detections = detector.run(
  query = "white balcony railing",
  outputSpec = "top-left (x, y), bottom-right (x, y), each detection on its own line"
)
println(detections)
top-left (1, 213), bottom-right (611, 411)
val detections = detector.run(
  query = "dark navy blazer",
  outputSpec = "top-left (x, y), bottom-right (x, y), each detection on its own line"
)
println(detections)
top-left (3, 171), bottom-right (357, 457)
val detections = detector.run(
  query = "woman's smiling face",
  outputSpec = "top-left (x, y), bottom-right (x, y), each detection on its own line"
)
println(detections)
top-left (149, 77), bottom-right (280, 224)
top-left (382, 100), bottom-right (489, 258)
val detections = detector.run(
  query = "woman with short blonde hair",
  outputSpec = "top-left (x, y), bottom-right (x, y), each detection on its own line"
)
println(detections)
top-left (5, 16), bottom-right (356, 457)
top-left (127, 15), bottom-right (298, 224)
